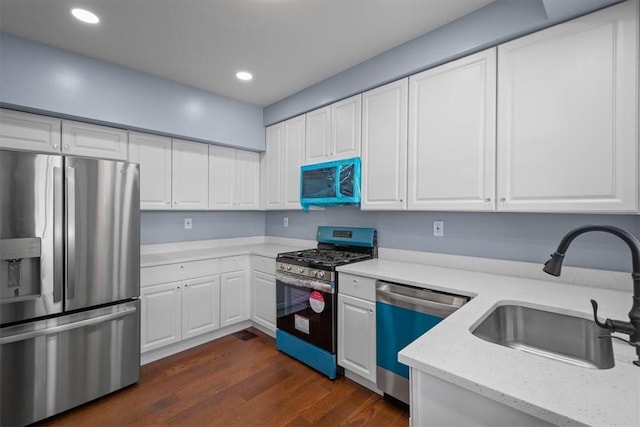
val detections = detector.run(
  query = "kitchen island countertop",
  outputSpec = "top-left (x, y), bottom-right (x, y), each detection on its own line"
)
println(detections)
top-left (337, 258), bottom-right (639, 427)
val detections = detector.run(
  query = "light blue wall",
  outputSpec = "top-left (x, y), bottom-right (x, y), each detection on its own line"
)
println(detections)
top-left (265, 209), bottom-right (640, 273)
top-left (141, 211), bottom-right (266, 245)
top-left (0, 34), bottom-right (265, 151)
top-left (263, 0), bottom-right (621, 125)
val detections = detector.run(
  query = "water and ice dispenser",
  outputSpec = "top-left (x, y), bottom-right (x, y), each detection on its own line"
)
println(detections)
top-left (1, 237), bottom-right (41, 301)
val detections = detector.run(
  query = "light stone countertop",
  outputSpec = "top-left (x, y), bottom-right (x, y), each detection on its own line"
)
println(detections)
top-left (337, 259), bottom-right (640, 427)
top-left (140, 241), bottom-right (311, 268)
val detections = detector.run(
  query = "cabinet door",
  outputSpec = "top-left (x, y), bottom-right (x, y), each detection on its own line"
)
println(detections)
top-left (182, 275), bottom-right (220, 339)
top-left (209, 145), bottom-right (236, 209)
top-left (361, 79), bottom-right (408, 210)
top-left (252, 271), bottom-right (276, 332)
top-left (220, 271), bottom-right (248, 327)
top-left (140, 282), bottom-right (182, 353)
top-left (408, 48), bottom-right (496, 211)
top-left (172, 139), bottom-right (209, 210)
top-left (282, 115), bottom-right (306, 209)
top-left (129, 132), bottom-right (172, 210)
top-left (263, 123), bottom-right (283, 209)
top-left (0, 108), bottom-right (61, 153)
top-left (62, 120), bottom-right (128, 160)
top-left (236, 150), bottom-right (260, 210)
top-left (496, 1), bottom-right (638, 213)
top-left (338, 294), bottom-right (376, 383)
top-left (305, 106), bottom-right (331, 163)
top-left (332, 94), bottom-right (361, 160)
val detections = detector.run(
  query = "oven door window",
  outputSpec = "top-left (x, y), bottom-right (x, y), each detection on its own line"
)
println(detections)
top-left (276, 279), bottom-right (335, 353)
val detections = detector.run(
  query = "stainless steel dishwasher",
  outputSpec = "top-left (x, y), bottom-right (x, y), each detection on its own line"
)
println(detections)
top-left (376, 280), bottom-right (470, 405)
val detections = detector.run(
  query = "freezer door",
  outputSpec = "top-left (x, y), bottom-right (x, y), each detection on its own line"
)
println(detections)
top-left (0, 299), bottom-right (140, 426)
top-left (0, 150), bottom-right (64, 324)
top-left (65, 157), bottom-right (140, 310)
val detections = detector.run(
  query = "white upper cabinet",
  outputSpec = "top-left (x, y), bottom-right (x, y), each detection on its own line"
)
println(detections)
top-left (209, 145), bottom-right (260, 210)
top-left (361, 79), bottom-right (408, 210)
top-left (305, 106), bottom-right (331, 164)
top-left (209, 145), bottom-right (236, 209)
top-left (128, 132), bottom-right (172, 210)
top-left (305, 94), bottom-right (361, 163)
top-left (0, 109), bottom-right (129, 161)
top-left (408, 48), bottom-right (497, 211)
top-left (263, 123), bottom-right (284, 209)
top-left (332, 94), bottom-right (362, 160)
top-left (0, 109), bottom-right (61, 153)
top-left (263, 115), bottom-right (306, 210)
top-left (236, 150), bottom-right (260, 209)
top-left (172, 139), bottom-right (209, 210)
top-left (496, 0), bottom-right (638, 213)
top-left (62, 120), bottom-right (128, 160)
top-left (283, 115), bottom-right (306, 209)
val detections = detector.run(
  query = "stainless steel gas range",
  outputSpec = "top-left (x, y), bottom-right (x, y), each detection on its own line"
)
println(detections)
top-left (275, 226), bottom-right (377, 379)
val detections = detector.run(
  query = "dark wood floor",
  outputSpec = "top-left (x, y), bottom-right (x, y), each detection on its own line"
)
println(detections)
top-left (39, 328), bottom-right (408, 426)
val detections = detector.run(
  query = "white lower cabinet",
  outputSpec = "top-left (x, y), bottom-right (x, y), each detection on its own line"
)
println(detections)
top-left (140, 281), bottom-right (182, 352)
top-left (181, 275), bottom-right (221, 339)
top-left (140, 275), bottom-right (220, 352)
top-left (250, 255), bottom-right (277, 334)
top-left (338, 294), bottom-right (376, 382)
top-left (140, 259), bottom-right (221, 353)
top-left (252, 271), bottom-right (276, 332)
top-left (338, 273), bottom-right (377, 384)
top-left (220, 256), bottom-right (249, 327)
top-left (411, 370), bottom-right (553, 427)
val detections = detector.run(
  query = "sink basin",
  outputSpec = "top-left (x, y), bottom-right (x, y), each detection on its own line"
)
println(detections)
top-left (471, 304), bottom-right (614, 369)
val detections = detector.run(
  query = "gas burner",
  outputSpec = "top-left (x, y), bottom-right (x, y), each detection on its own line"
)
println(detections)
top-left (277, 248), bottom-right (372, 269)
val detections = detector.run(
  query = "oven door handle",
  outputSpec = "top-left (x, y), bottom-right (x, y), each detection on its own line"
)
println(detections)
top-left (276, 273), bottom-right (334, 294)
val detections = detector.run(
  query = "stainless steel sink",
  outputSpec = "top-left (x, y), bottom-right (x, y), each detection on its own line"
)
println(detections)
top-left (471, 304), bottom-right (614, 369)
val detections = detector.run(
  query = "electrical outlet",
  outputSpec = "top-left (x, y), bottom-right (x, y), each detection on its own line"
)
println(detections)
top-left (283, 216), bottom-right (289, 227)
top-left (433, 220), bottom-right (444, 237)
top-left (184, 218), bottom-right (192, 229)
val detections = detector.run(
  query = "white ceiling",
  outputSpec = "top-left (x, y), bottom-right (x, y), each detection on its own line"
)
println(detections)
top-left (0, 0), bottom-right (493, 107)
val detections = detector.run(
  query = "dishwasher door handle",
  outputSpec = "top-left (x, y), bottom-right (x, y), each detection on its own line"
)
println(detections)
top-left (376, 286), bottom-right (466, 318)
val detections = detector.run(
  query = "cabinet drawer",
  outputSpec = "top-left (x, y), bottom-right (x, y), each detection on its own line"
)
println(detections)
top-left (141, 259), bottom-right (220, 287)
top-left (338, 273), bottom-right (376, 302)
top-left (183, 259), bottom-right (220, 279)
top-left (141, 264), bottom-right (182, 287)
top-left (252, 256), bottom-right (275, 275)
top-left (221, 256), bottom-right (247, 273)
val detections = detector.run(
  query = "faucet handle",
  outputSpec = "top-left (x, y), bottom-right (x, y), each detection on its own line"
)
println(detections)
top-left (590, 299), bottom-right (610, 330)
top-left (591, 299), bottom-right (636, 335)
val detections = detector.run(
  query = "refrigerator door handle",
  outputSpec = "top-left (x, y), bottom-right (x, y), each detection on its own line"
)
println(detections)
top-left (53, 165), bottom-right (63, 303)
top-left (66, 165), bottom-right (76, 301)
top-left (0, 305), bottom-right (138, 344)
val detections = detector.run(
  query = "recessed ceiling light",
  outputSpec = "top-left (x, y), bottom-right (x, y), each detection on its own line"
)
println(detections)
top-left (236, 71), bottom-right (253, 81)
top-left (71, 8), bottom-right (100, 24)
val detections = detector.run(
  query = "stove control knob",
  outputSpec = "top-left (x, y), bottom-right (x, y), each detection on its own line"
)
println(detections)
top-left (319, 271), bottom-right (325, 278)
top-left (286, 265), bottom-right (291, 271)
top-left (279, 264), bottom-right (285, 270)
top-left (311, 270), bottom-right (318, 277)
top-left (298, 267), bottom-right (304, 273)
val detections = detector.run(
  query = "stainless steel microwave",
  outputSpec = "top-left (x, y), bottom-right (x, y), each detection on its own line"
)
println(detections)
top-left (300, 157), bottom-right (361, 211)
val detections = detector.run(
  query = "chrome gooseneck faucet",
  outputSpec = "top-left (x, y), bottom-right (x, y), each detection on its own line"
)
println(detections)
top-left (543, 225), bottom-right (640, 367)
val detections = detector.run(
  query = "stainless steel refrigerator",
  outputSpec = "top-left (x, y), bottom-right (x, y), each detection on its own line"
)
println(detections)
top-left (0, 149), bottom-right (141, 426)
